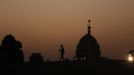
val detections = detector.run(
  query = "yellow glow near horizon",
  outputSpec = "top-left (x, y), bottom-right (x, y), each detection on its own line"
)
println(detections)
top-left (128, 54), bottom-right (133, 62)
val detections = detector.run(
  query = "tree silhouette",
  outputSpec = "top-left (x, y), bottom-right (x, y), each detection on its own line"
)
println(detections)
top-left (0, 45), bottom-right (6, 63)
top-left (15, 41), bottom-right (24, 63)
top-left (1, 34), bottom-right (24, 63)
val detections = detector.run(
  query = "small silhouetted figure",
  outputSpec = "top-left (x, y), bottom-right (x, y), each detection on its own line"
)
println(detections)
top-left (59, 44), bottom-right (65, 61)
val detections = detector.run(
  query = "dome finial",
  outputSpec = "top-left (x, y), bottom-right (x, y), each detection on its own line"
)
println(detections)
top-left (88, 19), bottom-right (91, 34)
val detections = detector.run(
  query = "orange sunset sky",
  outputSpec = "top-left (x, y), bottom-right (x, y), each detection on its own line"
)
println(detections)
top-left (0, 0), bottom-right (134, 61)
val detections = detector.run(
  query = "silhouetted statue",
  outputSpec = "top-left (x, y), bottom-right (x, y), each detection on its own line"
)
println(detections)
top-left (1, 34), bottom-right (24, 63)
top-left (29, 53), bottom-right (44, 63)
top-left (75, 20), bottom-right (101, 61)
top-left (59, 44), bottom-right (65, 61)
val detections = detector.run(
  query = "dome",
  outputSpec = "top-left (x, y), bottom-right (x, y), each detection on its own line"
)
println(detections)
top-left (75, 34), bottom-right (101, 60)
top-left (75, 20), bottom-right (101, 61)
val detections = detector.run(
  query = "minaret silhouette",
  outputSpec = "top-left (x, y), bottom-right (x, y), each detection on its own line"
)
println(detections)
top-left (88, 20), bottom-right (91, 34)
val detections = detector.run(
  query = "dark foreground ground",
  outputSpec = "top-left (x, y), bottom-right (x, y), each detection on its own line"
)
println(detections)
top-left (0, 58), bottom-right (134, 75)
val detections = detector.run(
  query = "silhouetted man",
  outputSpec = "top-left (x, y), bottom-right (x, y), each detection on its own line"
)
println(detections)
top-left (59, 44), bottom-right (65, 61)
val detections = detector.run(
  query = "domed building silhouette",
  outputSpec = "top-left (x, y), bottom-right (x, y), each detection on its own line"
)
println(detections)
top-left (75, 20), bottom-right (101, 61)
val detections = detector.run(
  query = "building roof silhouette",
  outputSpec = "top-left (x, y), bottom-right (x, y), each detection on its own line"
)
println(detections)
top-left (29, 53), bottom-right (44, 63)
